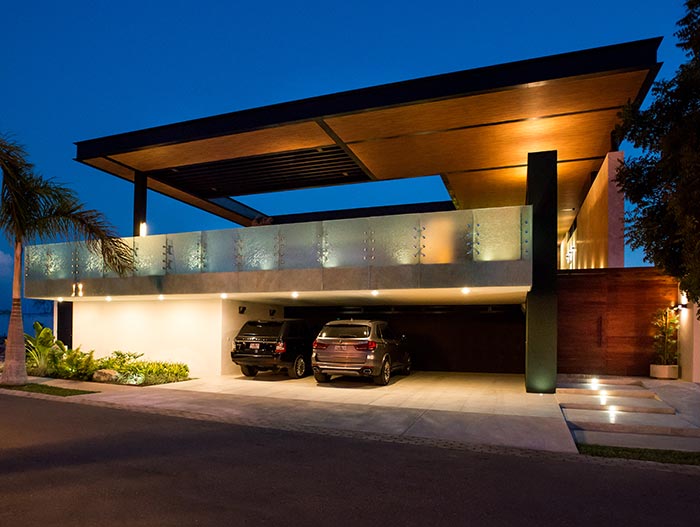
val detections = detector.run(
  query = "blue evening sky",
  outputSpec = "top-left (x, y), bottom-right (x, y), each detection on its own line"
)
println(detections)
top-left (0, 0), bottom-right (688, 309)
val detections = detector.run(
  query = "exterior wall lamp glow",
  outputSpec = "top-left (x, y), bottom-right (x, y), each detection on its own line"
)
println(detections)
top-left (139, 221), bottom-right (148, 237)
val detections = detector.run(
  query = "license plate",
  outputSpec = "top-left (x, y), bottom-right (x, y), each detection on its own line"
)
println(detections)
top-left (250, 343), bottom-right (260, 349)
top-left (335, 344), bottom-right (347, 351)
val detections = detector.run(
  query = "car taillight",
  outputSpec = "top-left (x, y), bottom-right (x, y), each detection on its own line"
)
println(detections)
top-left (354, 340), bottom-right (377, 351)
top-left (312, 340), bottom-right (328, 350)
top-left (274, 341), bottom-right (286, 353)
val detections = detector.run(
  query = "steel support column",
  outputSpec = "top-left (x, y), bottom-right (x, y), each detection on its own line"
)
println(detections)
top-left (133, 171), bottom-right (147, 237)
top-left (525, 151), bottom-right (558, 393)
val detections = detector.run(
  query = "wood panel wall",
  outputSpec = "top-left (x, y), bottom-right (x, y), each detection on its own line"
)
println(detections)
top-left (558, 268), bottom-right (678, 376)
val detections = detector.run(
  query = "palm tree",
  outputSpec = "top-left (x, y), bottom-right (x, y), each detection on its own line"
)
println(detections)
top-left (0, 134), bottom-right (134, 385)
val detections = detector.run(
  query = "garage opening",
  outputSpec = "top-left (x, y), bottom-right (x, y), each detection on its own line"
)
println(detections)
top-left (285, 305), bottom-right (525, 374)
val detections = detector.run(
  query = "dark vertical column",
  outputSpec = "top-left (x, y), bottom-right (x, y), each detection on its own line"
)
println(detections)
top-left (525, 151), bottom-right (558, 393)
top-left (57, 301), bottom-right (73, 349)
top-left (133, 171), bottom-right (147, 237)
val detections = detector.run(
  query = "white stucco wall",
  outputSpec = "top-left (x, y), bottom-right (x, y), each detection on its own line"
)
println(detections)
top-left (72, 298), bottom-right (284, 378)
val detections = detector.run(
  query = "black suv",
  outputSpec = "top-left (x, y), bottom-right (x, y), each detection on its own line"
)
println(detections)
top-left (231, 319), bottom-right (312, 378)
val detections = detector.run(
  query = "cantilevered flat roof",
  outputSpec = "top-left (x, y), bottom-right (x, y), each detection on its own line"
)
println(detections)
top-left (76, 37), bottom-right (661, 235)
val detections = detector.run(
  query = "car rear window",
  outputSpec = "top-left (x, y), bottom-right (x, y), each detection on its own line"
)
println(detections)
top-left (318, 324), bottom-right (371, 338)
top-left (238, 321), bottom-right (284, 337)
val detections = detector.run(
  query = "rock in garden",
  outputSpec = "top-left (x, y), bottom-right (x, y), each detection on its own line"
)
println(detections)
top-left (92, 369), bottom-right (119, 383)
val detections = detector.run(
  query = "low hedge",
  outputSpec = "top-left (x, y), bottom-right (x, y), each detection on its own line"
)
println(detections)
top-left (96, 351), bottom-right (190, 385)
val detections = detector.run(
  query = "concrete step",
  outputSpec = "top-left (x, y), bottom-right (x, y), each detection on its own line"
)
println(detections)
top-left (572, 429), bottom-right (700, 452)
top-left (558, 375), bottom-right (644, 387)
top-left (557, 393), bottom-right (675, 414)
top-left (563, 408), bottom-right (700, 436)
top-left (557, 387), bottom-right (656, 398)
top-left (560, 402), bottom-right (675, 414)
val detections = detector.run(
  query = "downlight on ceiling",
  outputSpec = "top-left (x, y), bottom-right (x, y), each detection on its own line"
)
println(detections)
top-left (461, 287), bottom-right (471, 295)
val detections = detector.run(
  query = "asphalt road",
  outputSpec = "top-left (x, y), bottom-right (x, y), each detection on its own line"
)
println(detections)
top-left (1, 393), bottom-right (700, 526)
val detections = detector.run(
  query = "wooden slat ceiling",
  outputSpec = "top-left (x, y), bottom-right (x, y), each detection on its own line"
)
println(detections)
top-left (77, 39), bottom-right (661, 237)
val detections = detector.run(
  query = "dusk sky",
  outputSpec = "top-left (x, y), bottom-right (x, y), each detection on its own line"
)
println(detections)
top-left (0, 0), bottom-right (689, 311)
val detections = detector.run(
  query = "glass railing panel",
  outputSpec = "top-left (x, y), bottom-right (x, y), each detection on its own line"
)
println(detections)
top-left (238, 224), bottom-right (279, 271)
top-left (370, 214), bottom-right (421, 266)
top-left (133, 235), bottom-right (166, 277)
top-left (202, 229), bottom-right (238, 273)
top-left (472, 207), bottom-right (522, 262)
top-left (25, 242), bottom-right (74, 280)
top-left (25, 245), bottom-right (51, 281)
top-left (75, 243), bottom-right (105, 279)
top-left (420, 210), bottom-right (473, 264)
top-left (279, 223), bottom-right (322, 269)
top-left (168, 232), bottom-right (204, 274)
top-left (322, 218), bottom-right (369, 268)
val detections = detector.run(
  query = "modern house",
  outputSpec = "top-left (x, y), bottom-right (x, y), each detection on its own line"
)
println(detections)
top-left (24, 37), bottom-right (700, 389)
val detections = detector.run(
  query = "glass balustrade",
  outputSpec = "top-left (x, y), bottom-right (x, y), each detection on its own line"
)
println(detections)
top-left (25, 206), bottom-right (532, 280)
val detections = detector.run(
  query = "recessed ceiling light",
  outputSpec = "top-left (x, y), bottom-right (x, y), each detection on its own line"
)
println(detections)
top-left (220, 293), bottom-right (228, 299)
top-left (158, 294), bottom-right (165, 301)
top-left (105, 296), bottom-right (112, 302)
top-left (461, 287), bottom-right (471, 295)
top-left (371, 290), bottom-right (379, 296)
top-left (291, 291), bottom-right (299, 299)
top-left (57, 297), bottom-right (64, 303)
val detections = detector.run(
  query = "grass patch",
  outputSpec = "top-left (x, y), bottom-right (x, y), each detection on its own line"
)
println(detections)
top-left (0, 383), bottom-right (98, 397)
top-left (579, 443), bottom-right (700, 465)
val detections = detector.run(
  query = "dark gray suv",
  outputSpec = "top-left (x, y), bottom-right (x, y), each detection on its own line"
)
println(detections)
top-left (311, 320), bottom-right (411, 385)
top-left (231, 319), bottom-right (312, 378)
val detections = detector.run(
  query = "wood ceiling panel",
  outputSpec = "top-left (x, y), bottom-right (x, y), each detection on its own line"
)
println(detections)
top-left (349, 110), bottom-right (617, 180)
top-left (446, 166), bottom-right (528, 210)
top-left (326, 70), bottom-right (648, 142)
top-left (444, 158), bottom-right (605, 239)
top-left (111, 122), bottom-right (334, 172)
top-left (83, 157), bottom-right (135, 181)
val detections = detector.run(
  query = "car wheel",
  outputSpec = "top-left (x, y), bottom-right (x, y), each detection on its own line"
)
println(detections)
top-left (240, 365), bottom-right (258, 377)
top-left (403, 356), bottom-right (412, 376)
top-left (288, 355), bottom-right (307, 378)
top-left (314, 371), bottom-right (331, 383)
top-left (374, 358), bottom-right (391, 386)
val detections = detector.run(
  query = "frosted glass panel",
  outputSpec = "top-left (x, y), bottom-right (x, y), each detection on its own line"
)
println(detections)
top-left (280, 223), bottom-right (321, 269)
top-left (168, 232), bottom-right (203, 274)
top-left (25, 245), bottom-right (50, 280)
top-left (370, 215), bottom-right (420, 266)
top-left (29, 242), bottom-right (74, 280)
top-left (322, 218), bottom-right (368, 268)
top-left (473, 207), bottom-right (522, 261)
top-left (420, 210), bottom-right (472, 264)
top-left (75, 244), bottom-right (105, 279)
top-left (238, 225), bottom-right (279, 271)
top-left (134, 235), bottom-right (166, 276)
top-left (25, 206), bottom-right (531, 283)
top-left (203, 229), bottom-right (238, 273)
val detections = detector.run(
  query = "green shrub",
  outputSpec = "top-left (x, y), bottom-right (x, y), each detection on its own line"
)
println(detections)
top-left (96, 350), bottom-right (144, 371)
top-left (50, 346), bottom-right (98, 381)
top-left (25, 322), bottom-right (64, 376)
top-left (96, 350), bottom-right (189, 385)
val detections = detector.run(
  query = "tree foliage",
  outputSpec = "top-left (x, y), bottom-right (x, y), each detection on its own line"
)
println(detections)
top-left (615, 0), bottom-right (700, 308)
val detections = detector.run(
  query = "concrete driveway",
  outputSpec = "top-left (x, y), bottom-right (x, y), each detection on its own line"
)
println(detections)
top-left (26, 371), bottom-right (578, 454)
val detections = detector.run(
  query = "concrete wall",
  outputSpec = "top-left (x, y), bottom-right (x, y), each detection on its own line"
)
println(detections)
top-left (679, 301), bottom-right (700, 382)
top-left (561, 152), bottom-right (625, 269)
top-left (73, 298), bottom-right (282, 378)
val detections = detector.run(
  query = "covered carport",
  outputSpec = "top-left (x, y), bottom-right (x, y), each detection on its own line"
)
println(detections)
top-left (26, 37), bottom-right (662, 391)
